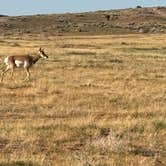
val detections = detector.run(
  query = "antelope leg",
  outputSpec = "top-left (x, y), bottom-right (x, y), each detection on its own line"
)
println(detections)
top-left (25, 68), bottom-right (30, 81)
top-left (1, 66), bottom-right (10, 82)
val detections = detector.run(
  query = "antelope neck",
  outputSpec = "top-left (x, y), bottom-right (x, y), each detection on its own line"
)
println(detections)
top-left (31, 53), bottom-right (41, 64)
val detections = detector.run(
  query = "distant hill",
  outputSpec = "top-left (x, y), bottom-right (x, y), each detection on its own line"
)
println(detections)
top-left (0, 7), bottom-right (166, 36)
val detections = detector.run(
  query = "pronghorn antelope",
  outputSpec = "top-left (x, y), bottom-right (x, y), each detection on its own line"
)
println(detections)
top-left (1, 48), bottom-right (48, 82)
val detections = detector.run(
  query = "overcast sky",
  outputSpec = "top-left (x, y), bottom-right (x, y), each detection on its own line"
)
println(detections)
top-left (0, 0), bottom-right (166, 16)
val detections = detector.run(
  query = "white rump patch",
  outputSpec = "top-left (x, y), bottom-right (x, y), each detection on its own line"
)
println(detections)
top-left (4, 57), bottom-right (9, 65)
top-left (15, 60), bottom-right (24, 67)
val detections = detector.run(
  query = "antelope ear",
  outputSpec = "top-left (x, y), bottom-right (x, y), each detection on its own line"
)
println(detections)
top-left (39, 47), bottom-right (42, 51)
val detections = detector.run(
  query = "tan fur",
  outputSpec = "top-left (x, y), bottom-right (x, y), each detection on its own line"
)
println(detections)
top-left (1, 48), bottom-right (48, 82)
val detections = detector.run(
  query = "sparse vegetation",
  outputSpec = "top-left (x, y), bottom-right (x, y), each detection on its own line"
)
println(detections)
top-left (136, 6), bottom-right (142, 9)
top-left (0, 7), bottom-right (166, 36)
top-left (105, 15), bottom-right (110, 21)
top-left (0, 34), bottom-right (166, 166)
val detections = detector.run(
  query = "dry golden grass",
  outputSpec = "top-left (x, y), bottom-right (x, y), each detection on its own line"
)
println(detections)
top-left (0, 34), bottom-right (166, 166)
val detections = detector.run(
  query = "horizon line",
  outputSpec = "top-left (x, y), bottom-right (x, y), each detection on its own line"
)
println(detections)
top-left (1, 5), bottom-right (165, 17)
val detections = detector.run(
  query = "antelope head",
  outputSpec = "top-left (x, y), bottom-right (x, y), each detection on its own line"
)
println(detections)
top-left (38, 48), bottom-right (48, 59)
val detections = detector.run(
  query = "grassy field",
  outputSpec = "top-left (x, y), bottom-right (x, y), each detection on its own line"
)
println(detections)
top-left (0, 34), bottom-right (166, 166)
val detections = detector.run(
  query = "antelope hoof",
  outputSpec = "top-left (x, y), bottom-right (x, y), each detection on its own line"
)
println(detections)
top-left (24, 77), bottom-right (30, 82)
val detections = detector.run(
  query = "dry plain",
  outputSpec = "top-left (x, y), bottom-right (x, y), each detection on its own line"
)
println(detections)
top-left (0, 34), bottom-right (166, 166)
